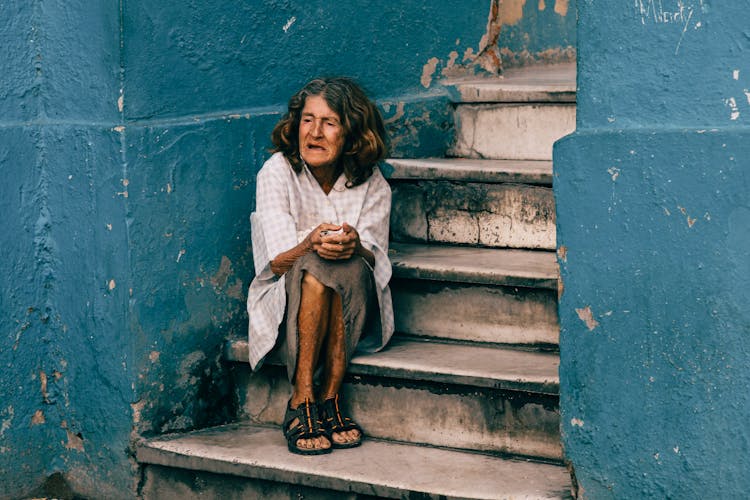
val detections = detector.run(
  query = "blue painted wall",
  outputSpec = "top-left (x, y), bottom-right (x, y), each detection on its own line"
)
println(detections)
top-left (497, 0), bottom-right (576, 67)
top-left (2, 1), bottom-right (575, 497)
top-left (556, 1), bottom-right (750, 498)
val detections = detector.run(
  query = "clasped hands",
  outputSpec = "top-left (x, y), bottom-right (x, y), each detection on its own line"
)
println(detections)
top-left (308, 222), bottom-right (361, 260)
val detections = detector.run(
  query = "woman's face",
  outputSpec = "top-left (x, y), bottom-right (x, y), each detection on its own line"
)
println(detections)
top-left (298, 94), bottom-right (346, 170)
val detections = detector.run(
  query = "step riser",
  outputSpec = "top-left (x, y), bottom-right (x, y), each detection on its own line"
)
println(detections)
top-left (392, 278), bottom-right (559, 345)
top-left (391, 181), bottom-right (555, 250)
top-left (234, 366), bottom-right (562, 460)
top-left (451, 104), bottom-right (576, 160)
top-left (142, 464), bottom-right (353, 500)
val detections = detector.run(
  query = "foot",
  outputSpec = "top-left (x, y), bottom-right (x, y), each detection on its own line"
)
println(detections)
top-left (282, 399), bottom-right (332, 455)
top-left (288, 419), bottom-right (331, 451)
top-left (320, 395), bottom-right (363, 449)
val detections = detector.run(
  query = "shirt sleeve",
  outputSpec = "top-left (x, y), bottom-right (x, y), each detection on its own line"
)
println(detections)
top-left (356, 168), bottom-right (392, 291)
top-left (251, 156), bottom-right (299, 280)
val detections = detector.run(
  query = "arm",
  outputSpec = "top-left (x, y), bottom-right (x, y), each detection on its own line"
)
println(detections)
top-left (269, 222), bottom-right (345, 276)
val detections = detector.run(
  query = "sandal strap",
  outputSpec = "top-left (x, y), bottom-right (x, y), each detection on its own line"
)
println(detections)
top-left (321, 395), bottom-right (362, 433)
top-left (283, 399), bottom-right (326, 441)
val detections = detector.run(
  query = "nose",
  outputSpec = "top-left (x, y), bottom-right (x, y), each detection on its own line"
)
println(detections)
top-left (310, 119), bottom-right (323, 138)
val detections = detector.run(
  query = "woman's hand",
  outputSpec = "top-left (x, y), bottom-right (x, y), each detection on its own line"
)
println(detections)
top-left (310, 222), bottom-right (360, 260)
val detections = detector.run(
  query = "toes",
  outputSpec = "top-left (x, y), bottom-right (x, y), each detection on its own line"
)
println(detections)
top-left (296, 436), bottom-right (331, 450)
top-left (332, 429), bottom-right (361, 444)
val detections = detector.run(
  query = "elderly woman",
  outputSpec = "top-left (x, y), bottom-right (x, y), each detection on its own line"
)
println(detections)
top-left (246, 77), bottom-right (393, 455)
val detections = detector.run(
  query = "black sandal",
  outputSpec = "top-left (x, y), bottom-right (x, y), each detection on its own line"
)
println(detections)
top-left (320, 395), bottom-right (363, 449)
top-left (282, 399), bottom-right (332, 455)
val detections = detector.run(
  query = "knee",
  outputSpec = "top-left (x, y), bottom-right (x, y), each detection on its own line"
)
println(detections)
top-left (346, 258), bottom-right (374, 290)
top-left (301, 271), bottom-right (329, 296)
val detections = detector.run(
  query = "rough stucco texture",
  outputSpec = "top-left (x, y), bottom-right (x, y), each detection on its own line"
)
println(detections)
top-left (556, 1), bottom-right (750, 498)
top-left (122, 1), bottom-right (490, 120)
top-left (576, 0), bottom-right (750, 129)
top-left (2, 1), bottom-right (551, 497)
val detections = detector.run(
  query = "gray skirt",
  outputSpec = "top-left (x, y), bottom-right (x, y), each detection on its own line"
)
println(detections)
top-left (281, 252), bottom-right (380, 383)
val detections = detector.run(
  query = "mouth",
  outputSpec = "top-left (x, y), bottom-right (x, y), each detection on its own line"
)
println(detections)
top-left (306, 143), bottom-right (326, 151)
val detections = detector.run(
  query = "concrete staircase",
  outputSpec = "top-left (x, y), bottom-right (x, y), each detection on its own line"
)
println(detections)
top-left (137, 63), bottom-right (577, 499)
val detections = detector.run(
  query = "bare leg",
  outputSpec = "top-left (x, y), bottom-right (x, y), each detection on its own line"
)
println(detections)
top-left (321, 292), bottom-right (362, 446)
top-left (289, 271), bottom-right (331, 451)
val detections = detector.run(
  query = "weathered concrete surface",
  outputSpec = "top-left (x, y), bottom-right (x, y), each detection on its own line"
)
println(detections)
top-left (234, 365), bottom-right (561, 460)
top-left (452, 103), bottom-right (576, 160)
top-left (391, 181), bottom-right (555, 249)
top-left (142, 464), bottom-right (352, 500)
top-left (227, 337), bottom-right (559, 394)
top-left (389, 242), bottom-right (558, 289)
top-left (391, 278), bottom-right (559, 345)
top-left (445, 63), bottom-right (576, 103)
top-left (138, 424), bottom-right (573, 499)
top-left (385, 157), bottom-right (553, 185)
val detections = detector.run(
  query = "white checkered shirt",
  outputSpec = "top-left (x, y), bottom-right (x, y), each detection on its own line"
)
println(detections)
top-left (246, 152), bottom-right (394, 370)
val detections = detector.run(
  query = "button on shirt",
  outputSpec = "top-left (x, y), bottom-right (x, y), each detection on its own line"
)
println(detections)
top-left (246, 152), bottom-right (394, 370)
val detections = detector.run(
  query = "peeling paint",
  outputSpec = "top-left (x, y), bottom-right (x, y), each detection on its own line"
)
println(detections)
top-left (420, 57), bottom-right (440, 88)
top-left (117, 94), bottom-right (124, 113)
top-left (131, 400), bottom-right (146, 425)
top-left (571, 417), bottom-right (585, 427)
top-left (473, 0), bottom-right (504, 74)
top-left (149, 351), bottom-right (160, 363)
top-left (726, 97), bottom-right (740, 120)
top-left (226, 279), bottom-right (245, 301)
top-left (539, 0), bottom-right (546, 10)
top-left (40, 371), bottom-right (49, 403)
top-left (383, 102), bottom-right (405, 125)
top-left (441, 51), bottom-right (460, 76)
top-left (677, 206), bottom-right (697, 227)
top-left (282, 16), bottom-right (297, 33)
top-left (211, 256), bottom-right (233, 288)
top-left (498, 0), bottom-right (528, 26)
top-left (576, 306), bottom-right (600, 331)
top-left (0, 406), bottom-right (14, 437)
top-left (499, 46), bottom-right (576, 67)
top-left (31, 409), bottom-right (45, 426)
top-left (557, 245), bottom-right (568, 263)
top-left (117, 178), bottom-right (130, 198)
top-left (62, 422), bottom-right (84, 452)
top-left (108, 279), bottom-right (116, 290)
top-left (176, 351), bottom-right (208, 388)
top-left (607, 166), bottom-right (620, 181)
top-left (554, 0), bottom-right (570, 16)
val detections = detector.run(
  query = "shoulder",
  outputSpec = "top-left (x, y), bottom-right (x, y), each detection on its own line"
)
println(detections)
top-left (257, 152), bottom-right (294, 182)
top-left (367, 165), bottom-right (391, 193)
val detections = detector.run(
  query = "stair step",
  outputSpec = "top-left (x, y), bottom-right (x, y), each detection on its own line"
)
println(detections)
top-left (450, 103), bottom-right (576, 161)
top-left (445, 63), bottom-right (576, 103)
top-left (226, 337), bottom-right (559, 394)
top-left (385, 157), bottom-right (552, 185)
top-left (234, 362), bottom-right (561, 459)
top-left (392, 278), bottom-right (559, 345)
top-left (390, 180), bottom-right (555, 250)
top-left (390, 242), bottom-right (558, 290)
top-left (138, 424), bottom-right (573, 500)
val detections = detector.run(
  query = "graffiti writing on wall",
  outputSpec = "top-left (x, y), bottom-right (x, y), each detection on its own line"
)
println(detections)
top-left (634, 0), bottom-right (706, 54)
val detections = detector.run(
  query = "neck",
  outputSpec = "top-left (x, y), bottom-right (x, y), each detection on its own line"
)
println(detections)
top-left (309, 163), bottom-right (342, 194)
